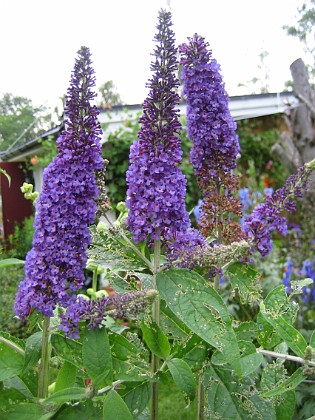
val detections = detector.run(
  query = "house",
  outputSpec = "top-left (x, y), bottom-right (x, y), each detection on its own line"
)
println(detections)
top-left (0, 91), bottom-right (298, 240)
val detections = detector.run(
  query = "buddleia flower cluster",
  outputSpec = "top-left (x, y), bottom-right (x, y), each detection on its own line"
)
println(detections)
top-left (179, 34), bottom-right (243, 244)
top-left (243, 163), bottom-right (313, 257)
top-left (59, 289), bottom-right (158, 339)
top-left (15, 46), bottom-right (103, 320)
top-left (125, 9), bottom-right (192, 245)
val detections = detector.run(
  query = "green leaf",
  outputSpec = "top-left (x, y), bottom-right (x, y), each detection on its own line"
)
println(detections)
top-left (261, 367), bottom-right (306, 398)
top-left (110, 331), bottom-right (140, 360)
top-left (22, 331), bottom-right (42, 373)
top-left (204, 365), bottom-right (276, 419)
top-left (275, 391), bottom-right (296, 420)
top-left (54, 361), bottom-right (77, 393)
top-left (226, 262), bottom-right (262, 304)
top-left (260, 303), bottom-right (307, 357)
top-left (0, 258), bottom-right (25, 268)
top-left (0, 342), bottom-right (24, 381)
top-left (1, 403), bottom-right (45, 419)
top-left (82, 327), bottom-right (113, 388)
top-left (160, 299), bottom-right (191, 339)
top-left (141, 320), bottom-right (170, 359)
top-left (235, 321), bottom-right (257, 342)
top-left (0, 387), bottom-right (30, 411)
top-left (212, 340), bottom-right (263, 377)
top-left (157, 268), bottom-right (242, 376)
top-left (110, 332), bottom-right (150, 382)
top-left (167, 358), bottom-right (196, 401)
top-left (290, 278), bottom-right (313, 294)
top-left (183, 344), bottom-right (208, 371)
top-left (88, 225), bottom-right (147, 273)
top-left (260, 363), bottom-right (296, 420)
top-left (122, 381), bottom-right (151, 418)
top-left (257, 285), bottom-right (301, 351)
top-left (309, 329), bottom-right (315, 347)
top-left (3, 376), bottom-right (34, 399)
top-left (51, 334), bottom-right (82, 367)
top-left (103, 390), bottom-right (133, 420)
top-left (44, 387), bottom-right (87, 404)
top-left (52, 400), bottom-right (102, 419)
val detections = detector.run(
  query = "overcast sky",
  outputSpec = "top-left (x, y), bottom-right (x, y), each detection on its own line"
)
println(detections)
top-left (0, 0), bottom-right (306, 111)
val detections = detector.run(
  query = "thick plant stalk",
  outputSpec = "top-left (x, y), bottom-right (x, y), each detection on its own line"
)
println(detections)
top-left (38, 316), bottom-right (51, 398)
top-left (151, 238), bottom-right (161, 420)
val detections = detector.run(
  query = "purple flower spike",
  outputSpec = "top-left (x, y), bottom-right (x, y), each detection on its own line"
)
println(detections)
top-left (179, 35), bottom-right (240, 178)
top-left (60, 289), bottom-right (158, 339)
top-left (15, 46), bottom-right (103, 320)
top-left (126, 9), bottom-right (191, 244)
top-left (179, 35), bottom-right (243, 243)
top-left (243, 165), bottom-right (311, 257)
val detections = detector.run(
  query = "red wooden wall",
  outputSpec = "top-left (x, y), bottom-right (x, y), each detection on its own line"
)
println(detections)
top-left (0, 162), bottom-right (33, 241)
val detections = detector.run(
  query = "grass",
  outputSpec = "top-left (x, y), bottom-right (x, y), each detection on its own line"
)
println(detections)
top-left (158, 374), bottom-right (198, 419)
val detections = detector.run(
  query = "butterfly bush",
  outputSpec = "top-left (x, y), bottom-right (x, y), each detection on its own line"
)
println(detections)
top-left (15, 46), bottom-right (103, 320)
top-left (125, 10), bottom-right (193, 244)
top-left (243, 165), bottom-right (312, 257)
top-left (179, 34), bottom-right (243, 243)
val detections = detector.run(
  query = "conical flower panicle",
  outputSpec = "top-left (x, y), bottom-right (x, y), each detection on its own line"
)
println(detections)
top-left (15, 47), bottom-right (103, 320)
top-left (179, 35), bottom-right (243, 244)
top-left (243, 165), bottom-right (312, 257)
top-left (126, 9), bottom-right (191, 244)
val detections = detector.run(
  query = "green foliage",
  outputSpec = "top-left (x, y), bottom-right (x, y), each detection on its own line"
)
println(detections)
top-left (157, 268), bottom-right (242, 376)
top-left (3, 216), bottom-right (34, 260)
top-left (0, 341), bottom-right (24, 381)
top-left (166, 358), bottom-right (196, 401)
top-left (54, 361), bottom-right (77, 393)
top-left (98, 80), bottom-right (123, 108)
top-left (283, 0), bottom-right (315, 82)
top-left (204, 365), bottom-right (276, 419)
top-left (103, 389), bottom-right (133, 420)
top-left (102, 111), bottom-right (139, 207)
top-left (0, 265), bottom-right (28, 338)
top-left (237, 117), bottom-right (289, 189)
top-left (0, 93), bottom-right (52, 152)
top-left (27, 135), bottom-right (58, 169)
top-left (82, 328), bottom-right (113, 388)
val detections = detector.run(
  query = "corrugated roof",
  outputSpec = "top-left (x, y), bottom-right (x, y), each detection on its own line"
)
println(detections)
top-left (0, 91), bottom-right (298, 161)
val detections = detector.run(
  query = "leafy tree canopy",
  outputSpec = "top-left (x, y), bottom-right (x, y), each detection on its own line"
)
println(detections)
top-left (98, 80), bottom-right (123, 108)
top-left (0, 93), bottom-right (52, 153)
top-left (284, 0), bottom-right (315, 80)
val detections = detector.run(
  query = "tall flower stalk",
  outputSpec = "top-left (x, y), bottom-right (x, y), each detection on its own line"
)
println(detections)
top-left (14, 46), bottom-right (103, 397)
top-left (126, 12), bottom-right (191, 247)
top-left (179, 35), bottom-right (243, 244)
top-left (125, 9), bottom-right (193, 419)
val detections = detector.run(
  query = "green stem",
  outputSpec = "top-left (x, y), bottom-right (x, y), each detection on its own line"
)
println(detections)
top-left (214, 275), bottom-right (220, 291)
top-left (0, 336), bottom-right (25, 356)
top-left (104, 213), bottom-right (154, 271)
top-left (151, 238), bottom-right (161, 420)
top-left (38, 316), bottom-right (51, 399)
top-left (92, 267), bottom-right (98, 294)
top-left (197, 376), bottom-right (205, 420)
